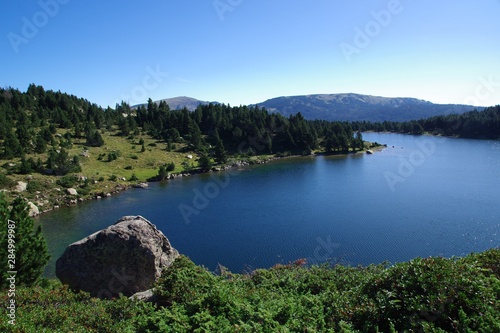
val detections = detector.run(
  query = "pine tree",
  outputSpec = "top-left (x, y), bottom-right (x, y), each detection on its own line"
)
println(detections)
top-left (3, 128), bottom-right (23, 158)
top-left (198, 153), bottom-right (213, 172)
top-left (157, 164), bottom-right (168, 180)
top-left (214, 130), bottom-right (227, 164)
top-left (18, 154), bottom-right (32, 174)
top-left (324, 131), bottom-right (338, 152)
top-left (74, 121), bottom-right (82, 138)
top-left (16, 124), bottom-right (31, 152)
top-left (338, 134), bottom-right (350, 152)
top-left (355, 131), bottom-right (364, 150)
top-left (34, 133), bottom-right (47, 153)
top-left (86, 129), bottom-right (104, 147)
top-left (0, 194), bottom-right (50, 288)
top-left (189, 122), bottom-right (203, 151)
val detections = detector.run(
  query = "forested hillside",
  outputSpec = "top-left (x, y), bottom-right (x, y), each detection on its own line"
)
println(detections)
top-left (0, 85), bottom-right (366, 206)
top-left (0, 85), bottom-right (365, 158)
top-left (352, 105), bottom-right (500, 139)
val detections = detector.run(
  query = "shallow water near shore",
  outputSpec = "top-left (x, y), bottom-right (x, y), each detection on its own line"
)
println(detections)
top-left (38, 133), bottom-right (500, 276)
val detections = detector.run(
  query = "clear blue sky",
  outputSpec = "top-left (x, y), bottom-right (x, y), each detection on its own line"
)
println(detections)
top-left (2, 0), bottom-right (500, 108)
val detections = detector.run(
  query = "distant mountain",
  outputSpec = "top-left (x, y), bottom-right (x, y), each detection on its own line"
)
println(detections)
top-left (256, 93), bottom-right (482, 122)
top-left (133, 96), bottom-right (218, 111)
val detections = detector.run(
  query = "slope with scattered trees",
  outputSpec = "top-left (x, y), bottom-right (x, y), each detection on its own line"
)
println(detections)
top-left (0, 85), bottom-right (369, 208)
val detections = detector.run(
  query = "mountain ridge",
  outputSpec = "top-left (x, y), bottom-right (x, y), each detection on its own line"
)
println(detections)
top-left (133, 96), bottom-right (218, 111)
top-left (255, 93), bottom-right (484, 122)
top-left (136, 93), bottom-right (484, 122)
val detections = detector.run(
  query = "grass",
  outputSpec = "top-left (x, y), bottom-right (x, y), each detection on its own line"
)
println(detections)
top-left (0, 128), bottom-right (196, 208)
top-left (1, 128), bottom-right (385, 211)
top-left (74, 132), bottom-right (188, 181)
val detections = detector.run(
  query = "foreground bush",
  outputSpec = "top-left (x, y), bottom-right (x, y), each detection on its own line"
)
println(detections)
top-left (0, 249), bottom-right (498, 332)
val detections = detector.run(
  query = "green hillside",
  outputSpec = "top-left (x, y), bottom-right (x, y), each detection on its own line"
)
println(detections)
top-left (0, 85), bottom-right (369, 209)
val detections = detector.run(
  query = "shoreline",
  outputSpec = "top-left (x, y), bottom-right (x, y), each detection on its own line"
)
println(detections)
top-left (32, 145), bottom-right (386, 217)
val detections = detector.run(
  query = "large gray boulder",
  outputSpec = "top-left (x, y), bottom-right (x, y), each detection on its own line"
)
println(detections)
top-left (14, 181), bottom-right (27, 193)
top-left (27, 202), bottom-right (39, 217)
top-left (66, 188), bottom-right (78, 196)
top-left (56, 215), bottom-right (179, 298)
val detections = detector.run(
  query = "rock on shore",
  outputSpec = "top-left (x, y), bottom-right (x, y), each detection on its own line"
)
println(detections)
top-left (56, 215), bottom-right (179, 298)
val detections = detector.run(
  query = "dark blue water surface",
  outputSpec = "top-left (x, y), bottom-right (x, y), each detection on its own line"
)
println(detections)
top-left (38, 133), bottom-right (500, 276)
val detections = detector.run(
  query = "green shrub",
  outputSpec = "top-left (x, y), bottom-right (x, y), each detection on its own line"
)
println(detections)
top-left (0, 173), bottom-right (14, 188)
top-left (349, 256), bottom-right (500, 332)
top-left (0, 250), bottom-right (498, 332)
top-left (166, 162), bottom-right (175, 172)
top-left (155, 255), bottom-right (217, 307)
top-left (27, 180), bottom-right (51, 193)
top-left (56, 174), bottom-right (79, 188)
top-left (0, 283), bottom-right (146, 333)
top-left (107, 151), bottom-right (121, 162)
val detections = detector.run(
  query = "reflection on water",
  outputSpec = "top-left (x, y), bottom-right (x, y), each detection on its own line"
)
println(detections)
top-left (38, 133), bottom-right (500, 276)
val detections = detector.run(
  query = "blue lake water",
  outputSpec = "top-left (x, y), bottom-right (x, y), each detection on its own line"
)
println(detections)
top-left (38, 133), bottom-right (500, 276)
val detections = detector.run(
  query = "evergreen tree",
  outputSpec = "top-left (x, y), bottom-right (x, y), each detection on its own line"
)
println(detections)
top-left (18, 154), bottom-right (32, 174)
top-left (157, 164), bottom-right (168, 181)
top-left (411, 122), bottom-right (424, 135)
top-left (40, 127), bottom-right (53, 142)
top-left (45, 149), bottom-right (58, 170)
top-left (74, 121), bottom-right (83, 138)
top-left (338, 134), bottom-right (350, 152)
top-left (324, 131), bottom-right (338, 152)
top-left (2, 129), bottom-right (22, 158)
top-left (355, 131), bottom-right (364, 150)
top-left (0, 194), bottom-right (50, 288)
top-left (198, 153), bottom-right (212, 172)
top-left (85, 129), bottom-right (105, 147)
top-left (34, 133), bottom-right (47, 153)
top-left (118, 116), bottom-right (130, 136)
top-left (214, 130), bottom-right (227, 164)
top-left (189, 122), bottom-right (203, 151)
top-left (48, 123), bottom-right (57, 135)
top-left (16, 124), bottom-right (31, 152)
top-left (263, 132), bottom-right (273, 154)
top-left (45, 148), bottom-right (80, 175)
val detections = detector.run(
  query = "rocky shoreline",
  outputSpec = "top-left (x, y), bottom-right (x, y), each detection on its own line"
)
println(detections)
top-left (23, 147), bottom-right (383, 217)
